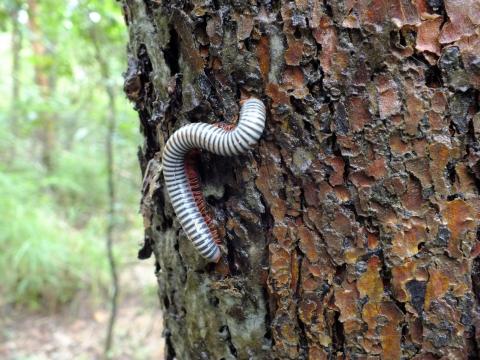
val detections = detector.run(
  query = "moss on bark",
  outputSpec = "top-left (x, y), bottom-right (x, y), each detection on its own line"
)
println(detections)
top-left (122, 0), bottom-right (480, 358)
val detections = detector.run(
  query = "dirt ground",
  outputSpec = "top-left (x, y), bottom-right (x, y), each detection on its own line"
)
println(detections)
top-left (0, 261), bottom-right (165, 360)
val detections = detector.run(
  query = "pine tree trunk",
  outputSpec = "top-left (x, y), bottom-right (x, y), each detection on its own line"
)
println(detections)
top-left (121, 1), bottom-right (480, 358)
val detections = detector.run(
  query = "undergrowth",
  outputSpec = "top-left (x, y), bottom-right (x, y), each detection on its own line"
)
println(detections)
top-left (0, 127), bottom-right (140, 309)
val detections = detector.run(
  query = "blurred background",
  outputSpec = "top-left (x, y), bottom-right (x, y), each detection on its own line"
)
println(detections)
top-left (0, 0), bottom-right (163, 358)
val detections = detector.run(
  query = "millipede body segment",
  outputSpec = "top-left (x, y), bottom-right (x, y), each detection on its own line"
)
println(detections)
top-left (184, 150), bottom-right (220, 245)
top-left (162, 98), bottom-right (266, 262)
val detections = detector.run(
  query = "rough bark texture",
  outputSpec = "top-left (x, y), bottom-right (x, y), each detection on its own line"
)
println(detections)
top-left (121, 0), bottom-right (480, 359)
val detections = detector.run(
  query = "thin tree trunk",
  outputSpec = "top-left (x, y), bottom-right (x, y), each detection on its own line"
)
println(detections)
top-left (27, 0), bottom-right (55, 172)
top-left (122, 1), bottom-right (480, 358)
top-left (10, 2), bottom-right (22, 135)
top-left (91, 29), bottom-right (119, 358)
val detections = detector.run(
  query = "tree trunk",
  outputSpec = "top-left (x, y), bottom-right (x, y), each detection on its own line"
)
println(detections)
top-left (121, 1), bottom-right (480, 359)
top-left (10, 1), bottom-right (22, 135)
top-left (27, 0), bottom-right (56, 172)
top-left (90, 27), bottom-right (120, 357)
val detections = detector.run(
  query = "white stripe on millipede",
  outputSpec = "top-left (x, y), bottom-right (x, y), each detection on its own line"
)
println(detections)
top-left (162, 98), bottom-right (266, 262)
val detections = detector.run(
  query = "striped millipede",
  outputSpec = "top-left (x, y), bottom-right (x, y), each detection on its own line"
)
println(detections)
top-left (162, 98), bottom-right (266, 262)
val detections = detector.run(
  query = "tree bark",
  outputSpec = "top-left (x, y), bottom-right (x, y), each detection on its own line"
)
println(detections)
top-left (121, 1), bottom-right (480, 359)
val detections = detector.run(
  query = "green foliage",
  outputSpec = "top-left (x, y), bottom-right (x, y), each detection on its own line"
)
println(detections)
top-left (0, 0), bottom-right (141, 309)
top-left (0, 167), bottom-right (108, 308)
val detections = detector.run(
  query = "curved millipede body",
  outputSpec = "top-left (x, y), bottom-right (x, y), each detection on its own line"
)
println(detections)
top-left (162, 98), bottom-right (266, 262)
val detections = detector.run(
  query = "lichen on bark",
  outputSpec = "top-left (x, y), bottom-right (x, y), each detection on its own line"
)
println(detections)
top-left (122, 0), bottom-right (480, 358)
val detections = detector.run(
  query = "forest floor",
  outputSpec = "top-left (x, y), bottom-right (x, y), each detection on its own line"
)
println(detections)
top-left (0, 260), bottom-right (164, 360)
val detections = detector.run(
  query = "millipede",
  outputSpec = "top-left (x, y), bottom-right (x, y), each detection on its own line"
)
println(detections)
top-left (162, 98), bottom-right (266, 262)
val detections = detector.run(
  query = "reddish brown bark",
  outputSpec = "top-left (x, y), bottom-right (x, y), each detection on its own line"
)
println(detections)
top-left (123, 0), bottom-right (480, 358)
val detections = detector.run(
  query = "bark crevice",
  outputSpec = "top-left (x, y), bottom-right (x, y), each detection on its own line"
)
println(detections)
top-left (122, 0), bottom-right (480, 357)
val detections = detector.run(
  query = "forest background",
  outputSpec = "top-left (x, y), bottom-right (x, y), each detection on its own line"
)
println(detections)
top-left (0, 1), bottom-right (164, 358)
